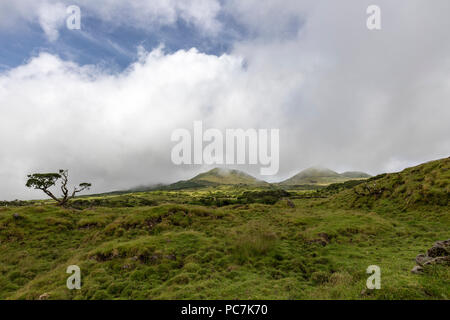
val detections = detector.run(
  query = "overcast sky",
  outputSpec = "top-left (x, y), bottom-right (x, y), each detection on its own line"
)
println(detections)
top-left (1, 0), bottom-right (449, 200)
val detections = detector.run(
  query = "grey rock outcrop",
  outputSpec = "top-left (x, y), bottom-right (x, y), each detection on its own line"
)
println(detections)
top-left (411, 239), bottom-right (450, 273)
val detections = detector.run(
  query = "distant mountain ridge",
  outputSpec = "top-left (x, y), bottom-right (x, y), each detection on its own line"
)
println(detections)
top-left (169, 166), bottom-right (371, 189)
top-left (102, 166), bottom-right (371, 194)
top-left (280, 166), bottom-right (371, 186)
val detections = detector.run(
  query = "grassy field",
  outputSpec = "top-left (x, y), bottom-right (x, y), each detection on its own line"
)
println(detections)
top-left (0, 159), bottom-right (448, 300)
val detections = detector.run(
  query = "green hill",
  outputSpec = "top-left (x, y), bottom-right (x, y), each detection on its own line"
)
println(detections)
top-left (280, 167), bottom-right (369, 186)
top-left (332, 157), bottom-right (449, 210)
top-left (186, 168), bottom-right (267, 187)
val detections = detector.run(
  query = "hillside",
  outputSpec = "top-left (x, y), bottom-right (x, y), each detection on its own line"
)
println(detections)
top-left (332, 157), bottom-right (449, 210)
top-left (280, 167), bottom-right (370, 186)
top-left (0, 158), bottom-right (449, 300)
top-left (184, 168), bottom-right (267, 187)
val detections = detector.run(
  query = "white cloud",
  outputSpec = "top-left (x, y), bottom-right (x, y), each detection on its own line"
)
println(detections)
top-left (0, 0), bottom-right (222, 41)
top-left (0, 48), bottom-right (252, 199)
top-left (1, 1), bottom-right (450, 200)
top-left (226, 0), bottom-right (450, 173)
top-left (76, 0), bottom-right (222, 33)
top-left (37, 2), bottom-right (66, 41)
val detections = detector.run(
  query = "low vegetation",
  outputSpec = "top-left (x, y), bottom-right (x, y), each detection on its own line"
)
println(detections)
top-left (0, 158), bottom-right (448, 300)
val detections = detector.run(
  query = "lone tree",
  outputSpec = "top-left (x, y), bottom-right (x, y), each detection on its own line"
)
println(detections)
top-left (26, 170), bottom-right (91, 206)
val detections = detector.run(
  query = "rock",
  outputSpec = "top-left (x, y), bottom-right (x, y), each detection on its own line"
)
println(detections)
top-left (411, 239), bottom-right (450, 273)
top-left (286, 199), bottom-right (295, 208)
top-left (415, 254), bottom-right (433, 266)
top-left (13, 213), bottom-right (20, 219)
top-left (411, 265), bottom-right (423, 274)
top-left (425, 256), bottom-right (450, 266)
top-left (427, 240), bottom-right (450, 258)
top-left (38, 293), bottom-right (50, 300)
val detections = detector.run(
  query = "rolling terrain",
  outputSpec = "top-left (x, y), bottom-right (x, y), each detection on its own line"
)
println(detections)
top-left (0, 157), bottom-right (448, 300)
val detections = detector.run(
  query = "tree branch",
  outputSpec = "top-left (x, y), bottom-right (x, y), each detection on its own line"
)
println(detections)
top-left (41, 188), bottom-right (61, 204)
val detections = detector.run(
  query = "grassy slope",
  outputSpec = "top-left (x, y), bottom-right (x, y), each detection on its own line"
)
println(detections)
top-left (0, 158), bottom-right (448, 300)
top-left (332, 157), bottom-right (449, 211)
top-left (0, 200), bottom-right (448, 299)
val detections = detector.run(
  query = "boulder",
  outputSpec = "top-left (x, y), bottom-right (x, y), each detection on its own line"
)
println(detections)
top-left (427, 240), bottom-right (450, 257)
top-left (415, 254), bottom-right (433, 266)
top-left (411, 239), bottom-right (450, 274)
top-left (38, 293), bottom-right (50, 300)
top-left (411, 265), bottom-right (423, 274)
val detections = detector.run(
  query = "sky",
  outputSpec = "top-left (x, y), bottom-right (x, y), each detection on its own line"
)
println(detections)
top-left (1, 0), bottom-right (449, 200)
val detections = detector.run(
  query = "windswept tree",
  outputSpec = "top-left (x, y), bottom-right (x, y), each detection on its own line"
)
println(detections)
top-left (26, 170), bottom-right (91, 206)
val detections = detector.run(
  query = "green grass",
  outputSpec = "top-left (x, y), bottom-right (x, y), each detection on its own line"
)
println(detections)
top-left (0, 193), bottom-right (448, 300)
top-left (0, 158), bottom-right (448, 300)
